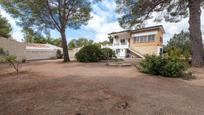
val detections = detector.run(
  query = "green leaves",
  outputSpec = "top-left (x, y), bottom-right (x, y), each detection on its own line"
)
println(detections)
top-left (0, 0), bottom-right (91, 32)
top-left (116, 0), bottom-right (190, 28)
top-left (165, 31), bottom-right (191, 59)
top-left (0, 14), bottom-right (12, 38)
top-left (68, 38), bottom-right (93, 49)
top-left (5, 55), bottom-right (17, 62)
top-left (137, 55), bottom-right (186, 77)
top-left (75, 45), bottom-right (103, 62)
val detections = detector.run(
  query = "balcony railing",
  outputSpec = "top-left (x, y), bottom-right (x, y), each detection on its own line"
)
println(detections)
top-left (101, 43), bottom-right (129, 49)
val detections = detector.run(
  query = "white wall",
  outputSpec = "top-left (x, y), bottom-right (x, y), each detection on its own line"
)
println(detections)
top-left (25, 49), bottom-right (58, 60)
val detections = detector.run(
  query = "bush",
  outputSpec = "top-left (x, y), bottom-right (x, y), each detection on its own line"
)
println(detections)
top-left (101, 48), bottom-right (116, 60)
top-left (0, 48), bottom-right (5, 56)
top-left (56, 49), bottom-right (63, 59)
top-left (137, 55), bottom-right (166, 75)
top-left (166, 47), bottom-right (182, 60)
top-left (75, 45), bottom-right (103, 62)
top-left (0, 48), bottom-right (6, 62)
top-left (160, 60), bottom-right (185, 77)
top-left (137, 55), bottom-right (186, 77)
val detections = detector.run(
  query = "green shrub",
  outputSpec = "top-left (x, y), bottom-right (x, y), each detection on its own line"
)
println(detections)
top-left (101, 48), bottom-right (116, 60)
top-left (0, 48), bottom-right (5, 56)
top-left (137, 55), bottom-right (186, 77)
top-left (5, 55), bottom-right (20, 74)
top-left (0, 48), bottom-right (5, 62)
top-left (166, 47), bottom-right (182, 60)
top-left (160, 60), bottom-right (185, 77)
top-left (137, 55), bottom-right (166, 75)
top-left (56, 49), bottom-right (63, 59)
top-left (75, 45), bottom-right (103, 62)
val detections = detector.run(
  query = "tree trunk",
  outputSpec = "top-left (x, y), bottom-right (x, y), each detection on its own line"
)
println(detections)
top-left (60, 30), bottom-right (70, 62)
top-left (189, 0), bottom-right (204, 67)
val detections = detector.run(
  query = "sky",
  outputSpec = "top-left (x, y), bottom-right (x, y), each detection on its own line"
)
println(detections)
top-left (0, 0), bottom-right (204, 44)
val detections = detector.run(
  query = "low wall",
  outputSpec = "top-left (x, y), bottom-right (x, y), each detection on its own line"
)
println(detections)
top-left (0, 37), bottom-right (26, 61)
top-left (25, 49), bottom-right (58, 60)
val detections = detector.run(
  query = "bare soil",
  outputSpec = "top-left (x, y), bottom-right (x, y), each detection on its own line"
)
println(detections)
top-left (0, 60), bottom-right (204, 115)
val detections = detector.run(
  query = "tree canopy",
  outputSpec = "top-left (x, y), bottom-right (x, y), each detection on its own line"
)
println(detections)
top-left (116, 0), bottom-right (204, 67)
top-left (116, 0), bottom-right (203, 28)
top-left (22, 27), bottom-right (62, 47)
top-left (165, 31), bottom-right (191, 54)
top-left (68, 38), bottom-right (93, 49)
top-left (0, 0), bottom-right (92, 62)
top-left (0, 14), bottom-right (12, 38)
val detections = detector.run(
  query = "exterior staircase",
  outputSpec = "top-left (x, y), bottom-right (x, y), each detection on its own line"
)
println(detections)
top-left (128, 48), bottom-right (145, 59)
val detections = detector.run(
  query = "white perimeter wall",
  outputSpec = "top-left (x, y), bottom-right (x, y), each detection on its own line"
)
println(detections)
top-left (25, 49), bottom-right (58, 60)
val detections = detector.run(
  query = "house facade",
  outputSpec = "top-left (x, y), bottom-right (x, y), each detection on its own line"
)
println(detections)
top-left (101, 25), bottom-right (165, 58)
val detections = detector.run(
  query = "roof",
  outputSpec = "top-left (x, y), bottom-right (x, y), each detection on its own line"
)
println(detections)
top-left (108, 25), bottom-right (165, 35)
top-left (26, 43), bottom-right (62, 51)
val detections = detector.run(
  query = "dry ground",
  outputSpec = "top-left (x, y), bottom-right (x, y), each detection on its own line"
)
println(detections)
top-left (0, 60), bottom-right (204, 115)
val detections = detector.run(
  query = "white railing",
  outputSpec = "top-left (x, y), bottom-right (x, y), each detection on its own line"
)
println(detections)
top-left (101, 43), bottom-right (129, 49)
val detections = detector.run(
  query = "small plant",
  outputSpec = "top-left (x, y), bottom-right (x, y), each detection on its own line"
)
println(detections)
top-left (101, 48), bottom-right (116, 60)
top-left (137, 55), bottom-right (187, 78)
top-left (5, 55), bottom-right (20, 74)
top-left (75, 45), bottom-right (103, 62)
top-left (0, 48), bottom-right (20, 74)
top-left (56, 49), bottom-right (63, 59)
top-left (0, 48), bottom-right (6, 62)
top-left (0, 48), bottom-right (5, 56)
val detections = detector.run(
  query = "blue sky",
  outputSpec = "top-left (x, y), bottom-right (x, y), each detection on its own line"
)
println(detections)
top-left (0, 0), bottom-right (204, 44)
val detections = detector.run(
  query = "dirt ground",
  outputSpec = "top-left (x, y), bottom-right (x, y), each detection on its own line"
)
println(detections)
top-left (1, 60), bottom-right (204, 115)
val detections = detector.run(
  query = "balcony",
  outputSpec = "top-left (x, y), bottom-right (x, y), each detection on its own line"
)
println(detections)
top-left (101, 42), bottom-right (129, 49)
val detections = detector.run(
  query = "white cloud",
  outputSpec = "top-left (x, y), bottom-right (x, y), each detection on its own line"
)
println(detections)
top-left (85, 0), bottom-right (123, 42)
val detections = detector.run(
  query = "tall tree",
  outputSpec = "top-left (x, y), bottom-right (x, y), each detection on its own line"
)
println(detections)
top-left (0, 0), bottom-right (91, 62)
top-left (116, 0), bottom-right (204, 67)
top-left (165, 31), bottom-right (191, 55)
top-left (22, 27), bottom-right (36, 43)
top-left (0, 14), bottom-right (12, 38)
top-left (22, 27), bottom-right (62, 47)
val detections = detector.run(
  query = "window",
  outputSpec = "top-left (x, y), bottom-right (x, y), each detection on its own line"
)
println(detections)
top-left (120, 39), bottom-right (126, 45)
top-left (160, 37), bottom-right (163, 43)
top-left (115, 35), bottom-right (118, 39)
top-left (133, 34), bottom-right (155, 43)
top-left (160, 48), bottom-right (163, 56)
top-left (148, 35), bottom-right (155, 42)
top-left (140, 36), bottom-right (145, 43)
top-left (136, 37), bottom-right (139, 42)
top-left (133, 37), bottom-right (140, 43)
top-left (116, 49), bottom-right (120, 54)
top-left (144, 36), bottom-right (148, 42)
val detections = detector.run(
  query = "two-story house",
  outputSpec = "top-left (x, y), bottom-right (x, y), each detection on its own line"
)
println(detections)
top-left (102, 25), bottom-right (165, 58)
